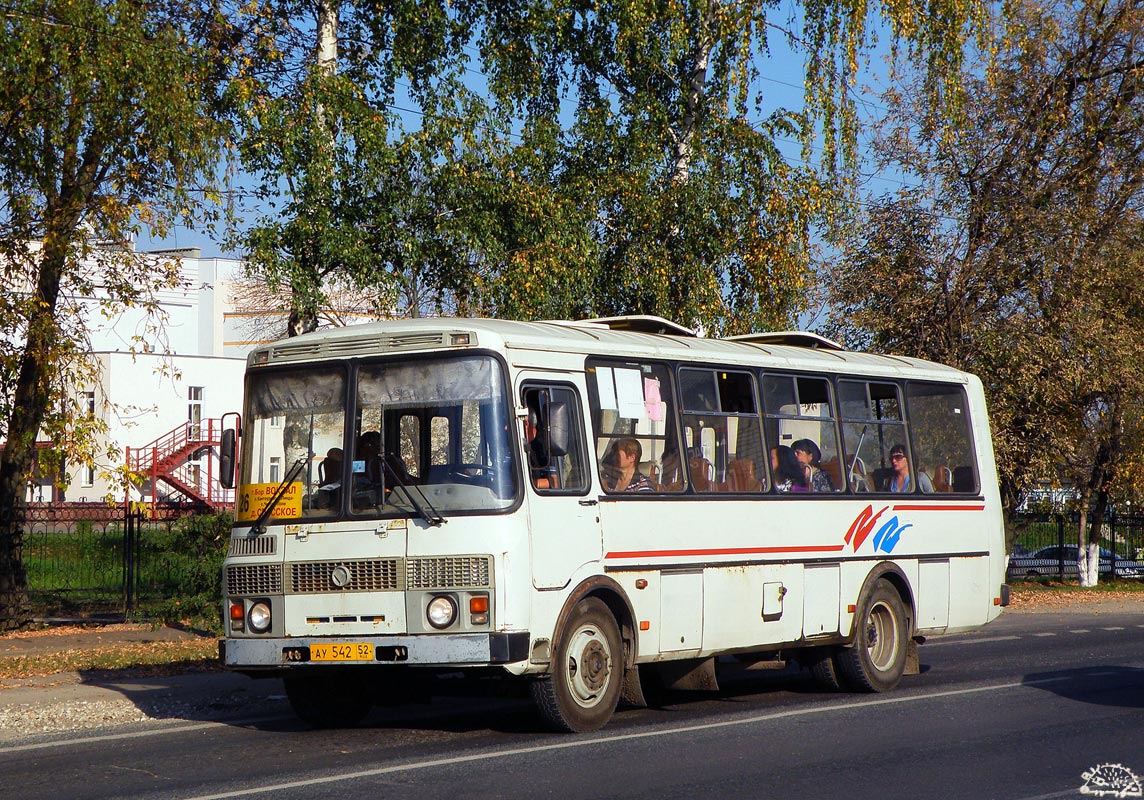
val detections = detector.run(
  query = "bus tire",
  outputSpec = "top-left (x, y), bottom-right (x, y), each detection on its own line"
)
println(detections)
top-left (806, 647), bottom-right (845, 692)
top-left (530, 597), bottom-right (623, 733)
top-left (284, 673), bottom-right (372, 728)
top-left (837, 579), bottom-right (908, 693)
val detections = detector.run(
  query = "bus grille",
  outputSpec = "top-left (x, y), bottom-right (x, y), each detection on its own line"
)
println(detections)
top-left (226, 564), bottom-right (282, 595)
top-left (407, 556), bottom-right (492, 590)
top-left (228, 535), bottom-right (276, 557)
top-left (289, 559), bottom-right (402, 594)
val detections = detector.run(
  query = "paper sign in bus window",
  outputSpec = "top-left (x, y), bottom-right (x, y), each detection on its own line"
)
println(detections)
top-left (614, 368), bottom-right (646, 420)
top-left (596, 367), bottom-right (618, 411)
top-left (644, 377), bottom-right (664, 421)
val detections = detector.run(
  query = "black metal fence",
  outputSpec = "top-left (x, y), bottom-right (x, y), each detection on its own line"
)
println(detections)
top-left (1008, 511), bottom-right (1144, 581)
top-left (23, 504), bottom-right (189, 619)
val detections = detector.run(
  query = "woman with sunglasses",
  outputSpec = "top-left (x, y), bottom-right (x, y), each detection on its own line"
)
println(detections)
top-left (886, 444), bottom-right (933, 493)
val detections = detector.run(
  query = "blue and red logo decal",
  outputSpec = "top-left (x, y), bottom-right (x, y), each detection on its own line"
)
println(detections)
top-left (844, 504), bottom-right (913, 554)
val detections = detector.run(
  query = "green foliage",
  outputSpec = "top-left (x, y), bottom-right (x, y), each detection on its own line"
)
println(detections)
top-left (145, 512), bottom-right (232, 633)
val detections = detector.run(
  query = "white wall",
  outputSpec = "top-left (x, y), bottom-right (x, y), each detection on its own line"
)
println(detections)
top-left (61, 351), bottom-right (245, 503)
top-left (76, 251), bottom-right (247, 358)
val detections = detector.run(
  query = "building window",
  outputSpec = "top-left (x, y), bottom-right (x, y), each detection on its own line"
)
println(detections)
top-left (269, 456), bottom-right (281, 483)
top-left (80, 463), bottom-right (95, 488)
top-left (188, 386), bottom-right (203, 438)
top-left (83, 391), bottom-right (96, 417)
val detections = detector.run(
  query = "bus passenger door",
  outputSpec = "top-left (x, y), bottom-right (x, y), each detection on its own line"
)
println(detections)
top-left (521, 381), bottom-right (602, 589)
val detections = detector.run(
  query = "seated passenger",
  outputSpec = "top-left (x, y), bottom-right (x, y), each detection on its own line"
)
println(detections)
top-left (771, 445), bottom-right (809, 492)
top-left (356, 431), bottom-right (383, 484)
top-left (312, 446), bottom-right (343, 509)
top-left (605, 438), bottom-right (654, 492)
top-left (319, 447), bottom-right (343, 486)
top-left (792, 438), bottom-right (834, 493)
top-left (884, 444), bottom-right (933, 493)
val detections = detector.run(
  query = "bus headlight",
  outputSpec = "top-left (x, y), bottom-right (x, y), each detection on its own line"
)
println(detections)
top-left (426, 595), bottom-right (458, 629)
top-left (248, 600), bottom-right (272, 633)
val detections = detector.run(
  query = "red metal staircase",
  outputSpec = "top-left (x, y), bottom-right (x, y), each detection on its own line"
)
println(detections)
top-left (126, 419), bottom-right (235, 518)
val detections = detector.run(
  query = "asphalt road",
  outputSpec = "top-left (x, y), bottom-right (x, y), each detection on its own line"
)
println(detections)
top-left (4, 606), bottom-right (1143, 800)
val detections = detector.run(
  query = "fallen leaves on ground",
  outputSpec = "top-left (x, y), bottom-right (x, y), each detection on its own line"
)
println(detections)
top-left (1008, 582), bottom-right (1144, 609)
top-left (0, 637), bottom-right (219, 680)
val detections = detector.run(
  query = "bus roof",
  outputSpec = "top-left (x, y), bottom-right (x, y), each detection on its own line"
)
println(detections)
top-left (249, 316), bottom-right (971, 382)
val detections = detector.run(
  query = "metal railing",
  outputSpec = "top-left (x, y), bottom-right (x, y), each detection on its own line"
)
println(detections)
top-left (23, 505), bottom-right (183, 618)
top-left (125, 419), bottom-right (234, 517)
top-left (1008, 512), bottom-right (1144, 581)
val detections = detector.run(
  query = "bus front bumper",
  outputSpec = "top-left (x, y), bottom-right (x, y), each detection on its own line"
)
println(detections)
top-left (221, 632), bottom-right (530, 669)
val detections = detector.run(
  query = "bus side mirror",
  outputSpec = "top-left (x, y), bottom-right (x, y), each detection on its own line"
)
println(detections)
top-left (219, 428), bottom-right (236, 489)
top-left (547, 401), bottom-right (571, 458)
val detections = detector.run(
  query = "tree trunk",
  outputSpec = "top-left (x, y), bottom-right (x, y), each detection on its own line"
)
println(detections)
top-left (1076, 504), bottom-right (1093, 586)
top-left (1078, 415), bottom-right (1120, 588)
top-left (0, 218), bottom-right (77, 629)
top-left (670, 33), bottom-right (712, 186)
top-left (285, 0), bottom-right (339, 338)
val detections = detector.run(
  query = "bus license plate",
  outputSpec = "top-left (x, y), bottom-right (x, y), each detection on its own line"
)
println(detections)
top-left (309, 642), bottom-right (374, 662)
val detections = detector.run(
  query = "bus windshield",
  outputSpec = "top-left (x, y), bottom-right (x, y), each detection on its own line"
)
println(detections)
top-left (237, 354), bottom-right (517, 525)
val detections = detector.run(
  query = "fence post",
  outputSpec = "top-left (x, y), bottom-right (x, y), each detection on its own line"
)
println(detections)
top-left (134, 509), bottom-right (143, 616)
top-left (123, 508), bottom-right (138, 615)
top-left (1057, 515), bottom-right (1066, 581)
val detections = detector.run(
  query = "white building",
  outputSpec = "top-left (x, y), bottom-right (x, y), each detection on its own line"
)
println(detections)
top-left (28, 248), bottom-right (256, 511)
top-left (13, 242), bottom-right (384, 512)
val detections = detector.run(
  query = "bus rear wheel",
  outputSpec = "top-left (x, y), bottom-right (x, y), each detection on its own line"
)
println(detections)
top-left (284, 673), bottom-right (372, 728)
top-left (531, 597), bottom-right (623, 733)
top-left (805, 647), bottom-right (845, 692)
top-left (837, 579), bottom-right (908, 693)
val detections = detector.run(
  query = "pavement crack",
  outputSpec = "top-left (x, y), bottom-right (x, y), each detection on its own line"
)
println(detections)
top-left (109, 764), bottom-right (169, 780)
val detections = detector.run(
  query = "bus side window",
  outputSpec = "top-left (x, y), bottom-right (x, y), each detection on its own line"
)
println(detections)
top-left (587, 360), bottom-right (681, 493)
top-left (905, 382), bottom-right (978, 494)
top-left (680, 367), bottom-right (765, 493)
top-left (522, 385), bottom-right (589, 493)
top-left (838, 379), bottom-right (909, 493)
top-left (761, 373), bottom-right (841, 494)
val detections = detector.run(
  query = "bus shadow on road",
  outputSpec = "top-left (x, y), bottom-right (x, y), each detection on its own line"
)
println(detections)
top-left (1022, 666), bottom-right (1144, 709)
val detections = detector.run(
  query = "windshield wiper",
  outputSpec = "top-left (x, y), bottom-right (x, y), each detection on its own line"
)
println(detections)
top-left (382, 460), bottom-right (445, 527)
top-left (251, 456), bottom-right (307, 534)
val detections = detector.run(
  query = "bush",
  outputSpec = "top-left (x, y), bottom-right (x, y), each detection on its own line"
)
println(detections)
top-left (143, 511), bottom-right (231, 634)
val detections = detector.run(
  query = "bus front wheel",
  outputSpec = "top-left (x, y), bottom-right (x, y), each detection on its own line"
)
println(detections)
top-left (837, 579), bottom-right (908, 693)
top-left (531, 597), bottom-right (623, 733)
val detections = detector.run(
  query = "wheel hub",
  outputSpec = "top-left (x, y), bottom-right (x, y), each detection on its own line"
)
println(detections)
top-left (567, 626), bottom-right (612, 706)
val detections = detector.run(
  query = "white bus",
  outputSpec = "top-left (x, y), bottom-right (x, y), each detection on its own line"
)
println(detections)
top-left (219, 316), bottom-right (1008, 732)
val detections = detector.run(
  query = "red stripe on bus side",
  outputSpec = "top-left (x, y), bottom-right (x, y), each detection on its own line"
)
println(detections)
top-left (892, 504), bottom-right (986, 512)
top-left (605, 544), bottom-right (847, 559)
